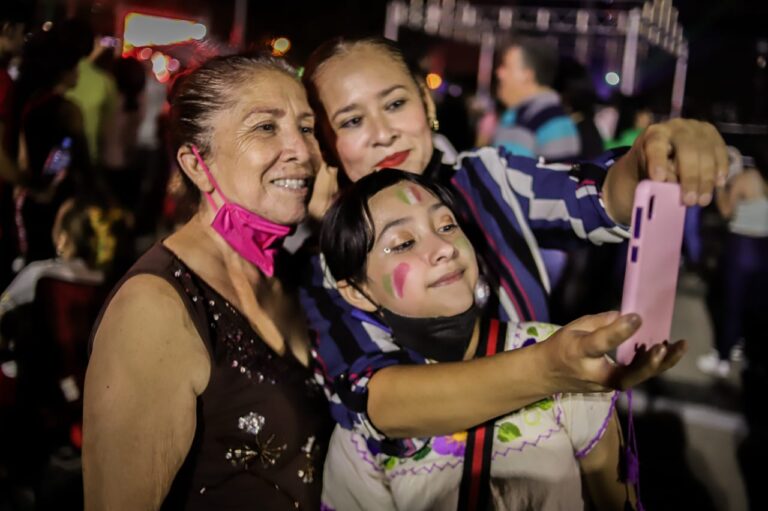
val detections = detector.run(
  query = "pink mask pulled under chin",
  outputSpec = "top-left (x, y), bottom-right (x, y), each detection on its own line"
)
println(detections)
top-left (191, 145), bottom-right (293, 277)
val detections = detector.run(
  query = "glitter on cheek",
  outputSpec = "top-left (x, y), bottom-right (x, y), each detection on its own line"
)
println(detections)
top-left (392, 263), bottom-right (410, 299)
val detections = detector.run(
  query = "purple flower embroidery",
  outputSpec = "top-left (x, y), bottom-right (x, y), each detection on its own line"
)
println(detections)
top-left (432, 432), bottom-right (467, 457)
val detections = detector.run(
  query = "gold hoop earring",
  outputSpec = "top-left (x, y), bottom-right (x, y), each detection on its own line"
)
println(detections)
top-left (429, 118), bottom-right (440, 132)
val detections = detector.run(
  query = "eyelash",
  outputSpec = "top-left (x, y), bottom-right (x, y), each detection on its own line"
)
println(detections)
top-left (254, 122), bottom-right (275, 133)
top-left (340, 117), bottom-right (361, 129)
top-left (385, 223), bottom-right (459, 254)
top-left (252, 124), bottom-right (315, 135)
top-left (339, 97), bottom-right (408, 130)
top-left (386, 98), bottom-right (407, 111)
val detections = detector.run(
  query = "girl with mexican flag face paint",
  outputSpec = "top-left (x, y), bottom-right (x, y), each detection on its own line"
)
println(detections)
top-left (319, 169), bottom-right (638, 511)
top-left (354, 181), bottom-right (479, 320)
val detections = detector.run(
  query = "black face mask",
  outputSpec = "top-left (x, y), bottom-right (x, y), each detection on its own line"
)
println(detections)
top-left (380, 304), bottom-right (479, 362)
top-left (352, 276), bottom-right (489, 362)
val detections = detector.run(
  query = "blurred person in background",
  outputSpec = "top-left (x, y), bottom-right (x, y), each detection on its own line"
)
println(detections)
top-left (0, 197), bottom-right (128, 508)
top-left (554, 57), bottom-right (605, 160)
top-left (14, 23), bottom-right (95, 264)
top-left (61, 17), bottom-right (119, 166)
top-left (0, 198), bottom-right (123, 321)
top-left (699, 146), bottom-right (768, 378)
top-left (0, 3), bottom-right (26, 290)
top-left (605, 95), bottom-right (654, 149)
top-left (104, 56), bottom-right (146, 172)
top-left (493, 37), bottom-right (580, 162)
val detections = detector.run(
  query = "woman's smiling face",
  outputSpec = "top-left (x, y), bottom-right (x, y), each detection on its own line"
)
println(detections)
top-left (312, 45), bottom-right (435, 182)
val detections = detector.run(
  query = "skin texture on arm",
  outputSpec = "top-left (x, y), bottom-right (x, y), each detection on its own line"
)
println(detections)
top-left (602, 119), bottom-right (729, 225)
top-left (367, 312), bottom-right (685, 438)
top-left (580, 411), bottom-right (636, 511)
top-left (83, 274), bottom-right (210, 511)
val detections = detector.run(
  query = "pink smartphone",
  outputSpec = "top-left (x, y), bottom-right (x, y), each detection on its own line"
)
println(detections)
top-left (617, 181), bottom-right (686, 365)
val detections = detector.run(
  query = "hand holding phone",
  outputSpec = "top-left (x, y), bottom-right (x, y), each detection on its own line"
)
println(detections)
top-left (617, 181), bottom-right (686, 365)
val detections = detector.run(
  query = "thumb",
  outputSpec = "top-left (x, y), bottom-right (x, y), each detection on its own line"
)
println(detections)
top-left (578, 313), bottom-right (642, 358)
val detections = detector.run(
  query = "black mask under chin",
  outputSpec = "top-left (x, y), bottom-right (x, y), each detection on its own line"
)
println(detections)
top-left (380, 304), bottom-right (479, 362)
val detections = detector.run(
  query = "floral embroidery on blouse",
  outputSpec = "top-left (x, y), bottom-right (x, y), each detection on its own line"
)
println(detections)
top-left (433, 432), bottom-right (467, 457)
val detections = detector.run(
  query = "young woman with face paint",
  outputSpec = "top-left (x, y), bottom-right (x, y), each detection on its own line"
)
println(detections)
top-left (318, 169), bottom-right (636, 510)
top-left (297, 36), bottom-right (697, 457)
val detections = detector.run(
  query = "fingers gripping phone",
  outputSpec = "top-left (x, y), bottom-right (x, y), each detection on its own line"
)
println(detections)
top-left (617, 181), bottom-right (686, 365)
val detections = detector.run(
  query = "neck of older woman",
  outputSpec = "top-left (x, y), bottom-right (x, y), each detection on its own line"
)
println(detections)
top-left (168, 213), bottom-right (308, 363)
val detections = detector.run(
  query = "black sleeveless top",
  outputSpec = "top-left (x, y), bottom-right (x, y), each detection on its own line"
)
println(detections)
top-left (90, 243), bottom-right (332, 510)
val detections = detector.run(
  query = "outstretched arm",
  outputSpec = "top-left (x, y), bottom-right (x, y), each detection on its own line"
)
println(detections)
top-left (368, 312), bottom-right (685, 438)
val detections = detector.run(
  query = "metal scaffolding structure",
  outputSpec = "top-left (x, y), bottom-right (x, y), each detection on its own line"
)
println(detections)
top-left (385, 0), bottom-right (689, 117)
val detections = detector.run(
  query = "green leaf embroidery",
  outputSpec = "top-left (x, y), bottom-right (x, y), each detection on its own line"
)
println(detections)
top-left (526, 326), bottom-right (539, 336)
top-left (383, 457), bottom-right (398, 470)
top-left (413, 445), bottom-right (432, 461)
top-left (497, 422), bottom-right (522, 442)
top-left (532, 398), bottom-right (553, 411)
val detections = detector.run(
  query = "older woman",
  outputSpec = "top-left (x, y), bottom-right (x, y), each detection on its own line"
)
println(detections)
top-left (298, 36), bottom-right (724, 457)
top-left (83, 54), bottom-right (331, 510)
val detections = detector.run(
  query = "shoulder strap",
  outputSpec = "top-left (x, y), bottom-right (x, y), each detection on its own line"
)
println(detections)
top-left (457, 318), bottom-right (507, 511)
top-left (88, 243), bottom-right (212, 357)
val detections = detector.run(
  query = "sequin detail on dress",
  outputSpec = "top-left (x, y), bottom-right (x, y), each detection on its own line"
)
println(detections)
top-left (298, 436), bottom-right (318, 483)
top-left (225, 412), bottom-right (287, 469)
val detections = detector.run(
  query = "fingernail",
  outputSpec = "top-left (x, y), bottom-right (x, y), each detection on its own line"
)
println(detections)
top-left (655, 345), bottom-right (668, 360)
top-left (684, 191), bottom-right (697, 206)
top-left (698, 193), bottom-right (712, 206)
top-left (717, 174), bottom-right (727, 187)
top-left (624, 314), bottom-right (641, 328)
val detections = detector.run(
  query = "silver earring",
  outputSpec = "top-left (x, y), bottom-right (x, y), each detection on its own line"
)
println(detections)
top-left (474, 276), bottom-right (490, 308)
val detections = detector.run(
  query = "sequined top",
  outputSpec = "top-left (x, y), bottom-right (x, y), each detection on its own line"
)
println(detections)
top-left (90, 243), bottom-right (332, 510)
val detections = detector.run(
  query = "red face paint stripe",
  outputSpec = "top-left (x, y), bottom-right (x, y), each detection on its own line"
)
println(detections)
top-left (393, 263), bottom-right (410, 299)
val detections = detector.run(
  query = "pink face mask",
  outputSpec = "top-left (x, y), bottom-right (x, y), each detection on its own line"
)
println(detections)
top-left (191, 145), bottom-right (293, 277)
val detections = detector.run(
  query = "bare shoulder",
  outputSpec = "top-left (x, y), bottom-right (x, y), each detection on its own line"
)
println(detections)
top-left (89, 273), bottom-right (210, 395)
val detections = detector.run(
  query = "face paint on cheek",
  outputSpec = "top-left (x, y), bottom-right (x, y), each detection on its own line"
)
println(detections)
top-left (392, 263), bottom-right (410, 299)
top-left (454, 235), bottom-right (471, 252)
top-left (382, 274), bottom-right (395, 298)
top-left (395, 185), bottom-right (422, 205)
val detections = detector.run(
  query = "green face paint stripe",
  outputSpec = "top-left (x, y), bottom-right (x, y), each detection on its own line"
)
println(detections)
top-left (395, 188), bottom-right (411, 205)
top-left (382, 274), bottom-right (395, 297)
top-left (454, 235), bottom-right (471, 250)
top-left (395, 186), bottom-right (420, 205)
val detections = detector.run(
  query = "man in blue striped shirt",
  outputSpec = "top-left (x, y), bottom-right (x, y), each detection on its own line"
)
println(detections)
top-left (493, 38), bottom-right (580, 162)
